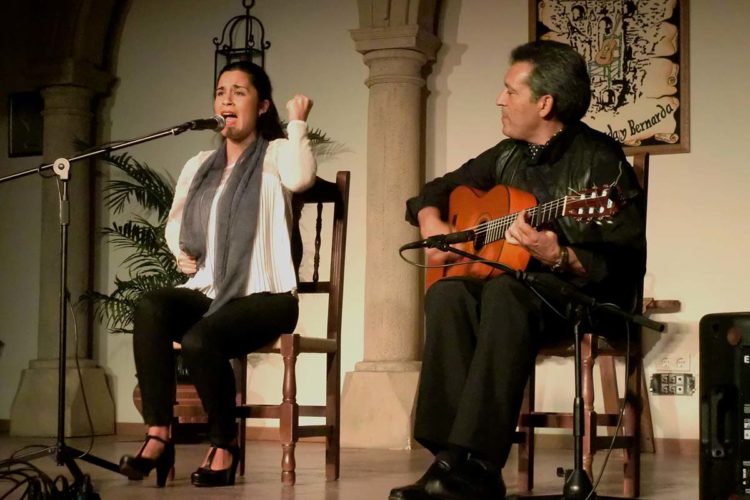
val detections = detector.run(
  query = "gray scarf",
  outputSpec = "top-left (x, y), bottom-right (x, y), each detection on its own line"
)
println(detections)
top-left (179, 137), bottom-right (268, 315)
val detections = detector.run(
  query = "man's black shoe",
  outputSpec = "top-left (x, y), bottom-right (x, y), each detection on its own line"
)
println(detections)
top-left (425, 457), bottom-right (506, 499)
top-left (389, 458), bottom-right (453, 500)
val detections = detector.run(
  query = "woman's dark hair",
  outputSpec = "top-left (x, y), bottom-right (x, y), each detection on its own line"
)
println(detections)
top-left (217, 60), bottom-right (285, 141)
top-left (510, 40), bottom-right (592, 124)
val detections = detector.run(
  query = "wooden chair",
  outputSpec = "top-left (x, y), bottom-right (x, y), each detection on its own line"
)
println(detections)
top-left (233, 171), bottom-right (350, 485)
top-left (515, 154), bottom-right (681, 498)
top-left (166, 172), bottom-right (349, 485)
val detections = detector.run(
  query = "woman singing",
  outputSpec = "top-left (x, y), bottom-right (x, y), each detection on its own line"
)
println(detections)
top-left (119, 60), bottom-right (315, 488)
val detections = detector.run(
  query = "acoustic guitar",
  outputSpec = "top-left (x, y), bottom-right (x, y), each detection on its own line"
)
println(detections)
top-left (594, 37), bottom-right (618, 66)
top-left (425, 184), bottom-right (620, 288)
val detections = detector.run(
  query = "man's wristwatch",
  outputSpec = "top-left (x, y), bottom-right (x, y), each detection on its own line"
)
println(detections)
top-left (551, 246), bottom-right (569, 273)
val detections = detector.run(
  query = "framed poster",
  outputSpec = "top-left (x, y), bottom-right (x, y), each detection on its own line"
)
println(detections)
top-left (530, 0), bottom-right (690, 154)
top-left (8, 91), bottom-right (44, 158)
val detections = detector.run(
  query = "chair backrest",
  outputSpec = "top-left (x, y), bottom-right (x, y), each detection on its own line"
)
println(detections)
top-left (232, 171), bottom-right (350, 401)
top-left (629, 153), bottom-right (649, 313)
top-left (290, 171), bottom-right (350, 341)
top-left (630, 153), bottom-right (649, 200)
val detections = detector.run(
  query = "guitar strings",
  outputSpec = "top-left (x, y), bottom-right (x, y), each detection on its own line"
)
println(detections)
top-left (466, 197), bottom-right (569, 240)
top-left (463, 189), bottom-right (612, 243)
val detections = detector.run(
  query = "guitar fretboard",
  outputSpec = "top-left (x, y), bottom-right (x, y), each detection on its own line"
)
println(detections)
top-left (471, 197), bottom-right (569, 245)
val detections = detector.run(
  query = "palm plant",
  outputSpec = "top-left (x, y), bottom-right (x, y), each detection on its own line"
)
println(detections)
top-left (90, 126), bottom-right (343, 333)
top-left (88, 151), bottom-right (183, 333)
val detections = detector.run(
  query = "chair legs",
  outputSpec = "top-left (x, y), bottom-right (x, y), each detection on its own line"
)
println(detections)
top-left (518, 335), bottom-right (643, 498)
top-left (280, 334), bottom-right (300, 485)
top-left (517, 372), bottom-right (535, 493)
top-left (582, 334), bottom-right (596, 480)
top-left (325, 412), bottom-right (340, 481)
top-left (622, 350), bottom-right (641, 498)
top-left (584, 336), bottom-right (642, 498)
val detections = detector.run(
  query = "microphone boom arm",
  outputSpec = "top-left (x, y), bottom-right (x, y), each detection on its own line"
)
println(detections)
top-left (0, 119), bottom-right (219, 184)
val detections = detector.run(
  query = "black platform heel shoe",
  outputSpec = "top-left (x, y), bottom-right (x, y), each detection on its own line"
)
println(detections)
top-left (119, 434), bottom-right (175, 487)
top-left (190, 445), bottom-right (239, 487)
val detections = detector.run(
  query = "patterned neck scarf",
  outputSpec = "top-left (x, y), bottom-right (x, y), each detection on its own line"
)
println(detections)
top-left (527, 128), bottom-right (564, 162)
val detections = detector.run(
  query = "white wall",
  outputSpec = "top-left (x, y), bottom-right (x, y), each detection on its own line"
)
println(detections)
top-left (3, 0), bottom-right (750, 444)
top-left (638, 1), bottom-right (750, 440)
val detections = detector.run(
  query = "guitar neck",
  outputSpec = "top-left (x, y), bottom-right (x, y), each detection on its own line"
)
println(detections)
top-left (475, 196), bottom-right (568, 245)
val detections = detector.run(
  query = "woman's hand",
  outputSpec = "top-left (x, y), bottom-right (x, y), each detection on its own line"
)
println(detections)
top-left (286, 94), bottom-right (313, 122)
top-left (177, 251), bottom-right (198, 276)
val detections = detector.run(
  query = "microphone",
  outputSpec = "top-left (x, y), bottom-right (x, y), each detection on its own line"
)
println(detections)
top-left (400, 229), bottom-right (476, 251)
top-left (178, 115), bottom-right (226, 131)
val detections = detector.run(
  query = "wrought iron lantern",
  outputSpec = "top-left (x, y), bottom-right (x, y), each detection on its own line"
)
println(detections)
top-left (213, 0), bottom-right (270, 83)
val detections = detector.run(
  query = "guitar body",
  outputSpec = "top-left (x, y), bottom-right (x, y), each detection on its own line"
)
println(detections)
top-left (425, 185), bottom-right (537, 289)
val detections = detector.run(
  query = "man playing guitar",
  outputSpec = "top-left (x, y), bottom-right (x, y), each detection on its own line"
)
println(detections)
top-left (390, 40), bottom-right (646, 500)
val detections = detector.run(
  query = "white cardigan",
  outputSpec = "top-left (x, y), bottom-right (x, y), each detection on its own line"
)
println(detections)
top-left (165, 120), bottom-right (316, 298)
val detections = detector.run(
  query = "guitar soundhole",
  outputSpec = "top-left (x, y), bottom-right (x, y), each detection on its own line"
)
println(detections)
top-left (474, 229), bottom-right (487, 251)
top-left (474, 215), bottom-right (489, 252)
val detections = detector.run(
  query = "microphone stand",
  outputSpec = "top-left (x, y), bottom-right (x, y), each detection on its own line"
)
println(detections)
top-left (0, 122), bottom-right (205, 498)
top-left (420, 239), bottom-right (664, 500)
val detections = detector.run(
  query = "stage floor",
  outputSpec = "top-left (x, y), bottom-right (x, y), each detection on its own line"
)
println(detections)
top-left (0, 434), bottom-right (698, 499)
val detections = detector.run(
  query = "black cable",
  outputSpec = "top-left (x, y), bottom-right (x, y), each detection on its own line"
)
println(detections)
top-left (584, 319), bottom-right (631, 500)
top-left (0, 459), bottom-right (62, 499)
top-left (67, 296), bottom-right (96, 459)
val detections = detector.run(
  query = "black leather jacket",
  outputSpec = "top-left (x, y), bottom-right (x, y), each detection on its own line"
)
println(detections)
top-left (406, 121), bottom-right (646, 315)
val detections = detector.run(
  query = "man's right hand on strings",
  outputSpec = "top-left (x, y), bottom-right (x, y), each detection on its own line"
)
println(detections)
top-left (417, 206), bottom-right (462, 265)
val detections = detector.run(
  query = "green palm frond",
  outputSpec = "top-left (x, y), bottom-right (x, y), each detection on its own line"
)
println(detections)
top-left (282, 122), bottom-right (350, 164)
top-left (87, 155), bottom-right (181, 332)
top-left (87, 273), bottom-right (181, 333)
top-left (100, 151), bottom-right (175, 219)
top-left (308, 127), bottom-right (350, 163)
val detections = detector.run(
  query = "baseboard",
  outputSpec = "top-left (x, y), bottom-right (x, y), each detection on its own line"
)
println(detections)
top-left (654, 437), bottom-right (699, 456)
top-left (115, 422), bottom-right (146, 436)
top-left (115, 422), bottom-right (694, 452)
top-left (530, 434), bottom-right (698, 456)
top-left (115, 422), bottom-right (324, 443)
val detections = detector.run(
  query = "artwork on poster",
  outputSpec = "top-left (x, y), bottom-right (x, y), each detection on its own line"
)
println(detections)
top-left (531, 0), bottom-right (689, 154)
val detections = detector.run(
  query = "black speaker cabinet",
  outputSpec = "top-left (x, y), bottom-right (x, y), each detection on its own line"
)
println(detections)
top-left (700, 312), bottom-right (750, 499)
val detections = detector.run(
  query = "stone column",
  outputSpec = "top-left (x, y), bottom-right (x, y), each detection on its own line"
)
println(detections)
top-left (11, 75), bottom-right (115, 436)
top-left (342, 1), bottom-right (440, 448)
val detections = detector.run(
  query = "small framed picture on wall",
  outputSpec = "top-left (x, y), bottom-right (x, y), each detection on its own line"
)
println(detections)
top-left (8, 91), bottom-right (44, 158)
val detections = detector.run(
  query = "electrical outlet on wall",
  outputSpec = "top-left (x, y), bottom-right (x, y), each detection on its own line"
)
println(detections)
top-left (655, 353), bottom-right (691, 371)
top-left (674, 355), bottom-right (690, 370)
top-left (649, 372), bottom-right (696, 395)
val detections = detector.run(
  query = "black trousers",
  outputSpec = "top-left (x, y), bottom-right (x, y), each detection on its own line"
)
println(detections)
top-left (414, 274), bottom-right (574, 467)
top-left (133, 287), bottom-right (299, 447)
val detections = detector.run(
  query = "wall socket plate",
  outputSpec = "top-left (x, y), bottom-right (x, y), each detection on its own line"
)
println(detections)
top-left (649, 372), bottom-right (695, 395)
top-left (657, 354), bottom-right (691, 371)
